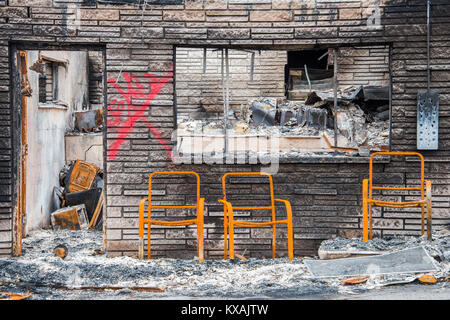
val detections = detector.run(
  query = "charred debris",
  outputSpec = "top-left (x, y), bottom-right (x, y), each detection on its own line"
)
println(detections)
top-left (51, 160), bottom-right (104, 231)
top-left (177, 84), bottom-right (390, 156)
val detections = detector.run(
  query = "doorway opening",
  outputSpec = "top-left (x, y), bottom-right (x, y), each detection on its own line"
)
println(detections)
top-left (11, 44), bottom-right (106, 255)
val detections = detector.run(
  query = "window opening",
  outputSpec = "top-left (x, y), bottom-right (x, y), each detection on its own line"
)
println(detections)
top-left (175, 45), bottom-right (391, 161)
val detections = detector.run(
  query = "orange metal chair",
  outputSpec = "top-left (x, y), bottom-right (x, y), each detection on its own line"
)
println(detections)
top-left (219, 172), bottom-right (294, 261)
top-left (138, 171), bottom-right (205, 262)
top-left (362, 152), bottom-right (432, 242)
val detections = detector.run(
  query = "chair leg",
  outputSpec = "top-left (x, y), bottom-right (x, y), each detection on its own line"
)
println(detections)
top-left (223, 205), bottom-right (228, 260)
top-left (368, 204), bottom-right (373, 240)
top-left (197, 223), bottom-right (204, 263)
top-left (196, 200), bottom-right (205, 263)
top-left (138, 236), bottom-right (144, 260)
top-left (272, 224), bottom-right (276, 259)
top-left (363, 203), bottom-right (369, 242)
top-left (426, 180), bottom-right (432, 241)
top-left (283, 200), bottom-right (294, 261)
top-left (362, 180), bottom-right (369, 242)
top-left (427, 201), bottom-right (432, 241)
top-left (138, 198), bottom-right (147, 260)
top-left (287, 220), bottom-right (293, 261)
top-left (229, 220), bottom-right (235, 260)
top-left (196, 223), bottom-right (200, 261)
top-left (147, 223), bottom-right (151, 259)
top-left (196, 232), bottom-right (199, 259)
top-left (421, 204), bottom-right (425, 236)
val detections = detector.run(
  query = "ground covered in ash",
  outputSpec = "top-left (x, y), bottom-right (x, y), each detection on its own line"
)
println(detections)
top-left (0, 229), bottom-right (449, 300)
top-left (319, 231), bottom-right (450, 260)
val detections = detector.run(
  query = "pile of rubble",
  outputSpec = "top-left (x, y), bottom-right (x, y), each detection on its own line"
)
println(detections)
top-left (51, 160), bottom-right (104, 231)
top-left (177, 85), bottom-right (390, 155)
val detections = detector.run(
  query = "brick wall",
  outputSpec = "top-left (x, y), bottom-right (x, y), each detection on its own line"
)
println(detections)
top-left (0, 0), bottom-right (449, 259)
top-left (338, 45), bottom-right (390, 87)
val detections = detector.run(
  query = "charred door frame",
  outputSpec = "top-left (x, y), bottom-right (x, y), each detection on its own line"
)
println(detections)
top-left (9, 42), bottom-right (107, 256)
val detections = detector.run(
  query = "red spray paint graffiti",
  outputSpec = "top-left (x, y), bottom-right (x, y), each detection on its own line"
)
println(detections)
top-left (107, 72), bottom-right (173, 160)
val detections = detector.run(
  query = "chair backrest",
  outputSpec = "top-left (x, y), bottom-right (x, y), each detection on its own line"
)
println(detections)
top-left (148, 171), bottom-right (201, 211)
top-left (369, 152), bottom-right (425, 199)
top-left (221, 172), bottom-right (275, 211)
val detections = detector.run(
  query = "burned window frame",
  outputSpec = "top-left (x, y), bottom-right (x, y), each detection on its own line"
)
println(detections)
top-left (172, 43), bottom-right (393, 163)
top-left (33, 54), bottom-right (69, 109)
top-left (37, 61), bottom-right (60, 104)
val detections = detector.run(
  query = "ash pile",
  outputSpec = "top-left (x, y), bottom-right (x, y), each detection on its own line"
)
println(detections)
top-left (51, 160), bottom-right (104, 231)
top-left (316, 85), bottom-right (390, 151)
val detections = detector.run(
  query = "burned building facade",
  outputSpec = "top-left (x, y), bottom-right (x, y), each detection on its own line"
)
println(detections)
top-left (0, 0), bottom-right (449, 259)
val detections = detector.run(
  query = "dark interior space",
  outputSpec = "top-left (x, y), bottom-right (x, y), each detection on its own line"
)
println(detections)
top-left (285, 49), bottom-right (331, 97)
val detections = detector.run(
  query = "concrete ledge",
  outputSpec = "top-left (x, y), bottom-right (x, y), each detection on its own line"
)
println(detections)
top-left (173, 154), bottom-right (391, 165)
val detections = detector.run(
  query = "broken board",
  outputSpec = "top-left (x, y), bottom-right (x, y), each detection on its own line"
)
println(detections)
top-left (304, 246), bottom-right (439, 278)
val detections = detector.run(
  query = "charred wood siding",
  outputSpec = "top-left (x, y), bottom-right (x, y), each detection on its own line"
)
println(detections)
top-left (0, 0), bottom-right (449, 258)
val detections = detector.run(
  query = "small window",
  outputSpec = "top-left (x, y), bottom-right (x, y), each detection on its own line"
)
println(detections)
top-left (38, 62), bottom-right (60, 104)
top-left (52, 62), bottom-right (59, 102)
top-left (38, 73), bottom-right (46, 104)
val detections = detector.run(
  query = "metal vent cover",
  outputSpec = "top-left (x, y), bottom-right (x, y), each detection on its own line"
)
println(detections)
top-left (417, 91), bottom-right (439, 150)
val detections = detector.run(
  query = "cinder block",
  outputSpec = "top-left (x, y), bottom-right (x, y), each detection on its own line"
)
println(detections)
top-left (79, 9), bottom-right (119, 21)
top-left (250, 10), bottom-right (292, 22)
top-left (163, 10), bottom-right (205, 22)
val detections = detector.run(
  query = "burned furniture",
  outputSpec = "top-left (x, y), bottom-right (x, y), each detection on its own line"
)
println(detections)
top-left (51, 160), bottom-right (104, 230)
top-left (63, 160), bottom-right (101, 193)
top-left (219, 172), bottom-right (294, 261)
top-left (51, 204), bottom-right (89, 230)
top-left (362, 152), bottom-right (432, 242)
top-left (138, 171), bottom-right (205, 262)
top-left (65, 188), bottom-right (104, 229)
